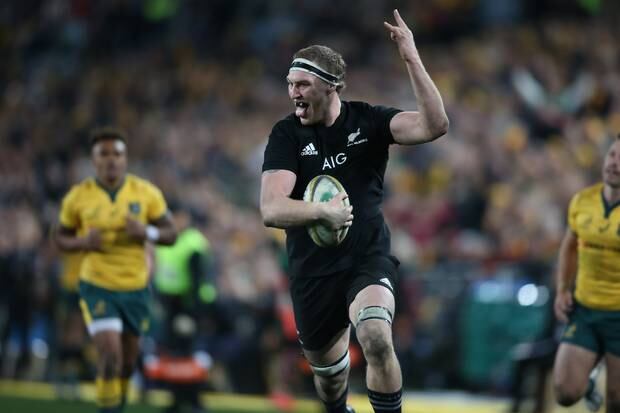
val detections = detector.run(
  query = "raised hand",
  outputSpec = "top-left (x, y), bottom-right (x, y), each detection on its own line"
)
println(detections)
top-left (383, 9), bottom-right (418, 62)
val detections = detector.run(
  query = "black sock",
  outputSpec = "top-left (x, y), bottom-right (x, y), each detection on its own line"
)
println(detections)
top-left (323, 387), bottom-right (348, 413)
top-left (368, 388), bottom-right (402, 413)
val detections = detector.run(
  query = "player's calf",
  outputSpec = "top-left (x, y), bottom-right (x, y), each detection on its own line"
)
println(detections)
top-left (607, 387), bottom-right (620, 413)
top-left (607, 400), bottom-right (620, 413)
top-left (310, 350), bottom-right (351, 412)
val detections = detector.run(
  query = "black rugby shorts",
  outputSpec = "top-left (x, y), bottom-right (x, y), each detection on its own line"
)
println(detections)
top-left (290, 254), bottom-right (399, 351)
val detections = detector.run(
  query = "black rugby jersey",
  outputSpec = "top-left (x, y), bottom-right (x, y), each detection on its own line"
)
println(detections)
top-left (262, 101), bottom-right (401, 278)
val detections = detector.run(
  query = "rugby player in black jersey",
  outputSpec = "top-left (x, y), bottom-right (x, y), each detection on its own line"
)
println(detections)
top-left (260, 10), bottom-right (448, 413)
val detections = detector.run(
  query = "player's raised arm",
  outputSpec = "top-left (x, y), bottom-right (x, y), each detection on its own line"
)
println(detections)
top-left (260, 169), bottom-right (352, 229)
top-left (384, 9), bottom-right (449, 145)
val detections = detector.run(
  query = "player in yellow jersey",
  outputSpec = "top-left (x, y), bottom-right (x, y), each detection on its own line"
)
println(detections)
top-left (56, 127), bottom-right (177, 413)
top-left (553, 137), bottom-right (620, 412)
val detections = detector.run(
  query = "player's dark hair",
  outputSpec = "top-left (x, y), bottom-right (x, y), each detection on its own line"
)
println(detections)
top-left (89, 126), bottom-right (127, 149)
top-left (294, 45), bottom-right (346, 92)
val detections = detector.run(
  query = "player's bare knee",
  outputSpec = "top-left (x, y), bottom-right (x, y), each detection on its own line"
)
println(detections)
top-left (356, 305), bottom-right (394, 365)
top-left (553, 384), bottom-right (581, 407)
top-left (96, 343), bottom-right (122, 378)
top-left (356, 321), bottom-right (392, 365)
top-left (360, 332), bottom-right (392, 365)
top-left (99, 351), bottom-right (121, 378)
top-left (555, 394), bottom-right (580, 407)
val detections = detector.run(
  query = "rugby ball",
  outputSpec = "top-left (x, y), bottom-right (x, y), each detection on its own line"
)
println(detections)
top-left (303, 175), bottom-right (350, 247)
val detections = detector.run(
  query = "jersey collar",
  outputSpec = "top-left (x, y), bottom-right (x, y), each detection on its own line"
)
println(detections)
top-left (95, 176), bottom-right (126, 202)
top-left (601, 187), bottom-right (620, 218)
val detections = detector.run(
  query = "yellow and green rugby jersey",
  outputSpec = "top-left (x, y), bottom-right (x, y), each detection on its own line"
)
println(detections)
top-left (569, 182), bottom-right (620, 310)
top-left (59, 174), bottom-right (168, 291)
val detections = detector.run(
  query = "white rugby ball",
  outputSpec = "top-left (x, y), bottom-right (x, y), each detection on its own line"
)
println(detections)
top-left (303, 175), bottom-right (350, 247)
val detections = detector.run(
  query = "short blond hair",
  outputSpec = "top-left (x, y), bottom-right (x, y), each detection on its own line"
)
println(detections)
top-left (294, 45), bottom-right (346, 92)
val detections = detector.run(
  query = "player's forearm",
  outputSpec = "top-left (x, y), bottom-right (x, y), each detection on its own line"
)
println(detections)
top-left (152, 225), bottom-right (177, 246)
top-left (556, 260), bottom-right (577, 293)
top-left (262, 196), bottom-right (323, 229)
top-left (142, 222), bottom-right (176, 246)
top-left (556, 235), bottom-right (578, 292)
top-left (405, 56), bottom-right (449, 139)
top-left (55, 234), bottom-right (87, 252)
top-left (139, 213), bottom-right (177, 246)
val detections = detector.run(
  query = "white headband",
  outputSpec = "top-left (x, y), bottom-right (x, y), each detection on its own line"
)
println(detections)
top-left (289, 58), bottom-right (342, 86)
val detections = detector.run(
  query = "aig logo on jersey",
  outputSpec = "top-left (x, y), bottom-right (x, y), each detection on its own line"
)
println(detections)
top-left (323, 153), bottom-right (347, 170)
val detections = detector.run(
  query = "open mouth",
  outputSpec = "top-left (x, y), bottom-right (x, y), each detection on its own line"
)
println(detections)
top-left (295, 101), bottom-right (309, 118)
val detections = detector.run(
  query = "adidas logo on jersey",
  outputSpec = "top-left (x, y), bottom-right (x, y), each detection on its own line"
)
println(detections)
top-left (379, 277), bottom-right (393, 290)
top-left (301, 143), bottom-right (318, 156)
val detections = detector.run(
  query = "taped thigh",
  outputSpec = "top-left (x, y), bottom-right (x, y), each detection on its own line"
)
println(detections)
top-left (310, 350), bottom-right (350, 377)
top-left (355, 305), bottom-right (393, 329)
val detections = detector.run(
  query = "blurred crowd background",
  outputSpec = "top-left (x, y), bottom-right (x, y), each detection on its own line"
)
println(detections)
top-left (1, 0), bottom-right (620, 405)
